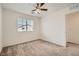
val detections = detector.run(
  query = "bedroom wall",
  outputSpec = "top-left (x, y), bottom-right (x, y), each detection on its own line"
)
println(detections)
top-left (0, 4), bottom-right (2, 52)
top-left (2, 8), bottom-right (41, 47)
top-left (41, 9), bottom-right (67, 47)
top-left (41, 4), bottom-right (79, 47)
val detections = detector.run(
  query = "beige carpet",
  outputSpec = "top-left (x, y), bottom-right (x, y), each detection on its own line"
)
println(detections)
top-left (0, 39), bottom-right (79, 56)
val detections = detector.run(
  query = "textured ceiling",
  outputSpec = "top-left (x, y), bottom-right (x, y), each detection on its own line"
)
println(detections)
top-left (2, 3), bottom-right (73, 17)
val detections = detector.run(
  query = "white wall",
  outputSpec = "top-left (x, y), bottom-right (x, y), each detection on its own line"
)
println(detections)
top-left (41, 9), bottom-right (66, 47)
top-left (2, 8), bottom-right (41, 47)
top-left (41, 4), bottom-right (79, 47)
top-left (0, 4), bottom-right (2, 52)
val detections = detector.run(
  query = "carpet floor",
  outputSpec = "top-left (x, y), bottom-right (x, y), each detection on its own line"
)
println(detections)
top-left (0, 39), bottom-right (79, 56)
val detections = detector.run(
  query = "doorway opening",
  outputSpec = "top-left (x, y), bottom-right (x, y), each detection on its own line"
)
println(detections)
top-left (66, 11), bottom-right (79, 47)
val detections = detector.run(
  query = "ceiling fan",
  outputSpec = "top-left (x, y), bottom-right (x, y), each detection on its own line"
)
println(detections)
top-left (32, 3), bottom-right (48, 14)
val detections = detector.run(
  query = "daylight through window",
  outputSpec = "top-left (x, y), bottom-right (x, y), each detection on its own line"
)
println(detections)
top-left (17, 17), bottom-right (33, 32)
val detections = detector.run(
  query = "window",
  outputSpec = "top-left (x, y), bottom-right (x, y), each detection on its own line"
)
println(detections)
top-left (17, 17), bottom-right (33, 32)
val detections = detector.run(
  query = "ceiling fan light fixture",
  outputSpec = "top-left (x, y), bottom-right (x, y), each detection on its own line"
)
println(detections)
top-left (32, 3), bottom-right (48, 15)
top-left (36, 9), bottom-right (41, 13)
top-left (32, 9), bottom-right (40, 14)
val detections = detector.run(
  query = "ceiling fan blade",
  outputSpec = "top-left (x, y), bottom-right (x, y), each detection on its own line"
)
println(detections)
top-left (36, 3), bottom-right (40, 8)
top-left (37, 3), bottom-right (39, 6)
top-left (40, 3), bottom-right (45, 7)
top-left (32, 9), bottom-right (36, 11)
top-left (40, 9), bottom-right (48, 11)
